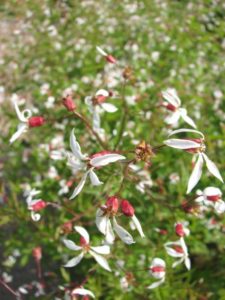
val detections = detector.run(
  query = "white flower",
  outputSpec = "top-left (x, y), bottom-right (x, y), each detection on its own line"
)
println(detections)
top-left (85, 89), bottom-right (117, 136)
top-left (68, 129), bottom-right (126, 199)
top-left (71, 286), bottom-right (95, 298)
top-left (161, 88), bottom-right (196, 128)
top-left (164, 238), bottom-right (191, 270)
top-left (95, 196), bottom-right (137, 245)
top-left (63, 226), bottom-right (111, 272)
top-left (164, 128), bottom-right (223, 193)
top-left (25, 189), bottom-right (47, 221)
top-left (9, 97), bottom-right (32, 143)
top-left (195, 187), bottom-right (225, 214)
top-left (147, 258), bottom-right (166, 289)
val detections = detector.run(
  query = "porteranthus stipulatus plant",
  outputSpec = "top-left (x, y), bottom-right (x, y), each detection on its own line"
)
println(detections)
top-left (3, 39), bottom-right (224, 300)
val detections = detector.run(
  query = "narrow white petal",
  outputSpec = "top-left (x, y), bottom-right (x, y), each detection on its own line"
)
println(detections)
top-left (92, 109), bottom-right (101, 131)
top-left (147, 278), bottom-right (165, 289)
top-left (71, 288), bottom-right (95, 298)
top-left (112, 218), bottom-right (135, 245)
top-left (69, 172), bottom-right (88, 200)
top-left (70, 129), bottom-right (86, 160)
top-left (85, 96), bottom-right (94, 113)
top-left (202, 153), bottom-right (223, 183)
top-left (165, 111), bottom-right (180, 125)
top-left (64, 253), bottom-right (84, 267)
top-left (96, 46), bottom-right (107, 56)
top-left (185, 257), bottom-right (191, 270)
top-left (179, 109), bottom-right (196, 128)
top-left (74, 226), bottom-right (90, 243)
top-left (90, 153), bottom-right (126, 167)
top-left (164, 139), bottom-right (200, 149)
top-left (91, 245), bottom-right (110, 255)
top-left (165, 247), bottom-right (184, 258)
top-left (9, 123), bottom-right (28, 144)
top-left (187, 154), bottom-right (204, 194)
top-left (96, 89), bottom-right (109, 97)
top-left (63, 239), bottom-right (82, 251)
top-left (162, 88), bottom-right (181, 107)
top-left (105, 219), bottom-right (115, 244)
top-left (101, 103), bottom-right (118, 113)
top-left (89, 169), bottom-right (103, 186)
top-left (131, 215), bottom-right (145, 238)
top-left (89, 250), bottom-right (111, 272)
top-left (168, 128), bottom-right (204, 139)
top-left (96, 209), bottom-right (108, 234)
top-left (172, 258), bottom-right (184, 268)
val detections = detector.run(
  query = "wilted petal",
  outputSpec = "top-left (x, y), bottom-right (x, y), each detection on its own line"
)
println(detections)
top-left (69, 172), bottom-right (88, 200)
top-left (179, 108), bottom-right (196, 129)
top-left (112, 218), bottom-right (135, 245)
top-left (91, 245), bottom-right (110, 255)
top-left (71, 288), bottom-right (95, 298)
top-left (164, 139), bottom-right (200, 149)
top-left (89, 250), bottom-right (111, 272)
top-left (187, 154), bottom-right (204, 194)
top-left (64, 252), bottom-right (84, 268)
top-left (90, 153), bottom-right (126, 167)
top-left (31, 211), bottom-right (41, 222)
top-left (202, 153), bottom-right (223, 183)
top-left (70, 129), bottom-right (86, 160)
top-left (131, 215), bottom-right (145, 238)
top-left (147, 278), bottom-right (165, 289)
top-left (12, 98), bottom-right (32, 122)
top-left (89, 169), bottom-right (103, 186)
top-left (74, 226), bottom-right (90, 243)
top-left (63, 239), bottom-right (82, 251)
top-left (101, 103), bottom-right (118, 113)
top-left (9, 123), bottom-right (28, 144)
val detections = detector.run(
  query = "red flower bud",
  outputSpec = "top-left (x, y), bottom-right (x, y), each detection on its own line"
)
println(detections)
top-left (28, 116), bottom-right (45, 127)
top-left (106, 55), bottom-right (116, 64)
top-left (175, 223), bottom-right (185, 237)
top-left (63, 95), bottom-right (76, 111)
top-left (61, 221), bottom-right (73, 234)
top-left (106, 196), bottom-right (119, 213)
top-left (207, 195), bottom-right (220, 202)
top-left (32, 246), bottom-right (42, 261)
top-left (31, 200), bottom-right (47, 211)
top-left (121, 200), bottom-right (135, 217)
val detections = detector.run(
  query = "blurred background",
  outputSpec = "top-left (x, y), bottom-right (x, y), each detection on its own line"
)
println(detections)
top-left (0, 1), bottom-right (225, 299)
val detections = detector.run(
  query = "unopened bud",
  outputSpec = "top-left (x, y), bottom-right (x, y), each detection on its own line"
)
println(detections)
top-left (63, 95), bottom-right (76, 111)
top-left (106, 55), bottom-right (116, 64)
top-left (121, 200), bottom-right (135, 217)
top-left (175, 223), bottom-right (185, 237)
top-left (32, 246), bottom-right (42, 261)
top-left (28, 116), bottom-right (45, 127)
top-left (106, 196), bottom-right (119, 213)
top-left (31, 200), bottom-right (47, 211)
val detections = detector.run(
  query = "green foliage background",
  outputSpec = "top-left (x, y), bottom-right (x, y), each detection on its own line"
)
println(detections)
top-left (0, 0), bottom-right (225, 299)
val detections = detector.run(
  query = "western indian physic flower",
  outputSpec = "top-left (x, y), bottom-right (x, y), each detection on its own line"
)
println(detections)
top-left (96, 46), bottom-right (117, 64)
top-left (63, 226), bottom-right (111, 272)
top-left (147, 258), bottom-right (166, 289)
top-left (9, 96), bottom-right (45, 143)
top-left (67, 129), bottom-right (126, 199)
top-left (85, 89), bottom-right (117, 136)
top-left (174, 221), bottom-right (190, 238)
top-left (96, 196), bottom-right (144, 245)
top-left (164, 238), bottom-right (191, 270)
top-left (195, 187), bottom-right (225, 214)
top-left (164, 128), bottom-right (223, 193)
top-left (161, 88), bottom-right (196, 128)
top-left (25, 189), bottom-right (47, 221)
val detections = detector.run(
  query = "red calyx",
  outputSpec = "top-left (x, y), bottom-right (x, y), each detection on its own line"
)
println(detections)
top-left (173, 245), bottom-right (184, 253)
top-left (96, 95), bottom-right (107, 104)
top-left (184, 138), bottom-right (202, 154)
top-left (80, 236), bottom-right (88, 247)
top-left (106, 196), bottom-right (119, 214)
top-left (90, 150), bottom-right (113, 159)
top-left (32, 246), bottom-right (42, 261)
top-left (31, 200), bottom-right (47, 211)
top-left (151, 266), bottom-right (165, 273)
top-left (175, 223), bottom-right (185, 237)
top-left (106, 55), bottom-right (116, 64)
top-left (206, 195), bottom-right (220, 202)
top-left (28, 116), bottom-right (45, 127)
top-left (63, 95), bottom-right (76, 111)
top-left (165, 103), bottom-right (177, 112)
top-left (121, 200), bottom-right (135, 217)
